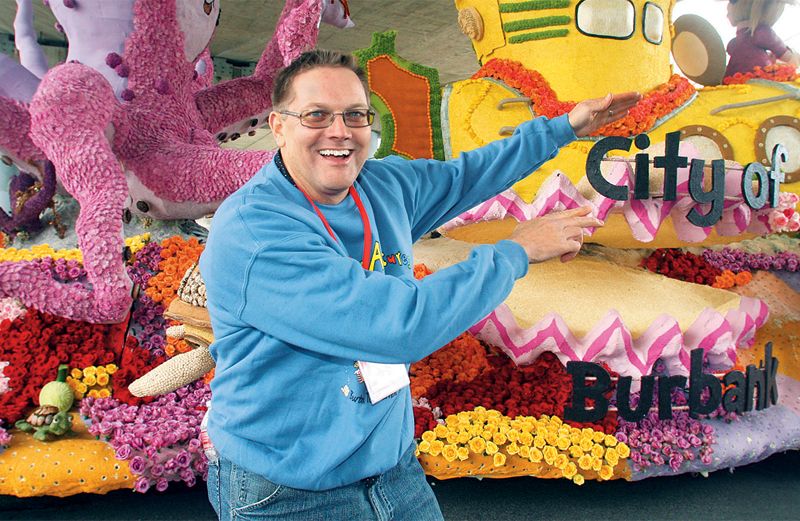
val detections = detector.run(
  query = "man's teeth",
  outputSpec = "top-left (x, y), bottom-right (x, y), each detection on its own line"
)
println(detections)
top-left (319, 149), bottom-right (351, 157)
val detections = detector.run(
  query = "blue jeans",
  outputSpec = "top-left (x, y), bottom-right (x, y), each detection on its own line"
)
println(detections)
top-left (206, 443), bottom-right (444, 521)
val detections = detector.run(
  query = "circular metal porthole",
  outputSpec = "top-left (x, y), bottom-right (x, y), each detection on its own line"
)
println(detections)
top-left (678, 125), bottom-right (734, 161)
top-left (755, 116), bottom-right (800, 183)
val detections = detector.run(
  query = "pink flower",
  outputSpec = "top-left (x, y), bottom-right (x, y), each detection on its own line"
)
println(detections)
top-left (134, 477), bottom-right (151, 494)
top-left (155, 478), bottom-right (169, 492)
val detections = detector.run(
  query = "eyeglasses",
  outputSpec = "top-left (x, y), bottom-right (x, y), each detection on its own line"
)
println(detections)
top-left (278, 109), bottom-right (375, 128)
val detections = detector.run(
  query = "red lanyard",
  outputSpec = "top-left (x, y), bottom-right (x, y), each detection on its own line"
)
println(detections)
top-left (293, 184), bottom-right (373, 270)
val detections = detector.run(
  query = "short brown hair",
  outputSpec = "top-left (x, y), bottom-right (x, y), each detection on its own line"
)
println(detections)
top-left (271, 49), bottom-right (370, 108)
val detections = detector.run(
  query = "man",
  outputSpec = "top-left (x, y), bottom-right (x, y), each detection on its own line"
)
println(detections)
top-left (199, 50), bottom-right (639, 520)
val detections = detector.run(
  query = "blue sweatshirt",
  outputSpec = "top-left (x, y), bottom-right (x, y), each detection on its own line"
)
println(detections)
top-left (199, 115), bottom-right (575, 490)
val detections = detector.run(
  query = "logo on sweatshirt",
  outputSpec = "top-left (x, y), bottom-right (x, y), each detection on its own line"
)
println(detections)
top-left (368, 241), bottom-right (411, 272)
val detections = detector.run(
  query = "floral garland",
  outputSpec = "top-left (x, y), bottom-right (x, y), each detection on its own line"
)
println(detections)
top-left (416, 408), bottom-right (630, 485)
top-left (67, 364), bottom-right (118, 400)
top-left (472, 58), bottom-right (695, 136)
top-left (722, 64), bottom-right (798, 85)
top-left (410, 332), bottom-right (493, 399)
top-left (81, 380), bottom-right (210, 493)
top-left (641, 248), bottom-right (754, 289)
top-left (702, 247), bottom-right (800, 273)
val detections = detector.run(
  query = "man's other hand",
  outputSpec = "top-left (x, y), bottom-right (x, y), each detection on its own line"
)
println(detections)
top-left (509, 206), bottom-right (603, 263)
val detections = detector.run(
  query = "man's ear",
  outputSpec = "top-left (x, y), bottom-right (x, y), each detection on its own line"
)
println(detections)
top-left (268, 111), bottom-right (286, 148)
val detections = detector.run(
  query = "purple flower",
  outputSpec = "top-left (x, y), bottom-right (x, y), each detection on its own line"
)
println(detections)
top-left (175, 450), bottom-right (192, 468)
top-left (156, 478), bottom-right (169, 492)
top-left (115, 444), bottom-right (133, 460)
top-left (150, 464), bottom-right (165, 477)
top-left (129, 456), bottom-right (147, 475)
top-left (134, 477), bottom-right (151, 494)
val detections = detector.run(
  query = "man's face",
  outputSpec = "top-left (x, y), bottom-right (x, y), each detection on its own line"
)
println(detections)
top-left (269, 66), bottom-right (371, 204)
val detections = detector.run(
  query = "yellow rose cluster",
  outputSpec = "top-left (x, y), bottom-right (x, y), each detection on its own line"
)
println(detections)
top-left (415, 407), bottom-right (630, 485)
top-left (0, 233), bottom-right (150, 263)
top-left (66, 364), bottom-right (118, 399)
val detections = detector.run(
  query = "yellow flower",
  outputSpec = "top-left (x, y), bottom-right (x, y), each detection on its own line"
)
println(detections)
top-left (446, 431), bottom-right (459, 444)
top-left (545, 432), bottom-right (558, 446)
top-left (445, 414), bottom-right (459, 427)
top-left (83, 374), bottom-right (97, 387)
top-left (422, 431), bottom-right (436, 443)
top-left (533, 435), bottom-right (546, 449)
top-left (76, 382), bottom-right (88, 394)
top-left (579, 437), bottom-right (594, 452)
top-left (557, 425), bottom-right (571, 437)
top-left (70, 368), bottom-right (83, 379)
top-left (457, 431), bottom-right (471, 445)
top-left (562, 462), bottom-right (578, 479)
top-left (569, 446), bottom-right (584, 459)
top-left (570, 431), bottom-right (582, 445)
top-left (87, 389), bottom-right (100, 399)
top-left (415, 446), bottom-right (421, 457)
top-left (96, 373), bottom-right (110, 386)
top-left (434, 424), bottom-right (448, 439)
top-left (581, 428), bottom-right (594, 437)
top-left (578, 454), bottom-right (593, 470)
top-left (95, 365), bottom-right (107, 375)
top-left (593, 430), bottom-right (606, 443)
top-left (518, 445), bottom-right (530, 459)
top-left (507, 429), bottom-right (519, 443)
top-left (493, 452), bottom-right (507, 467)
top-left (617, 443), bottom-right (631, 459)
top-left (506, 443), bottom-right (520, 456)
top-left (519, 431), bottom-right (534, 447)
top-left (556, 436), bottom-right (571, 451)
top-left (105, 364), bottom-right (118, 375)
top-left (554, 453), bottom-right (569, 470)
top-left (542, 446), bottom-right (558, 465)
top-left (529, 448), bottom-right (543, 463)
top-left (573, 474), bottom-right (585, 486)
top-left (429, 440), bottom-right (444, 457)
top-left (83, 366), bottom-right (97, 378)
top-left (98, 388), bottom-right (111, 398)
top-left (605, 448), bottom-right (619, 467)
top-left (474, 406), bottom-right (487, 414)
top-left (487, 410), bottom-right (501, 420)
top-left (536, 426), bottom-right (548, 438)
top-left (591, 444), bottom-right (605, 459)
top-left (418, 440), bottom-right (431, 454)
top-left (457, 411), bottom-right (471, 422)
top-left (442, 444), bottom-right (458, 462)
top-left (550, 416), bottom-right (563, 426)
top-left (469, 437), bottom-right (486, 454)
top-left (482, 429), bottom-right (494, 441)
top-left (456, 446), bottom-right (470, 461)
top-left (599, 465), bottom-right (614, 481)
top-left (485, 441), bottom-right (499, 456)
top-left (604, 434), bottom-right (618, 447)
top-left (492, 432), bottom-right (507, 446)
top-left (592, 457), bottom-right (603, 472)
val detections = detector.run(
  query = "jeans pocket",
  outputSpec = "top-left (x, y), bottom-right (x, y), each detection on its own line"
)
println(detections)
top-left (231, 465), bottom-right (286, 518)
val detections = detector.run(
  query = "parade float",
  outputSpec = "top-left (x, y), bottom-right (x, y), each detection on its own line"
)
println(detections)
top-left (0, 0), bottom-right (798, 497)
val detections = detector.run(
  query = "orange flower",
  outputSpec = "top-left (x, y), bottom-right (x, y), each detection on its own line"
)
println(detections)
top-left (734, 271), bottom-right (752, 286)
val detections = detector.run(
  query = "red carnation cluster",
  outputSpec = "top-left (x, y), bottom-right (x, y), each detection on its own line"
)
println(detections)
top-left (418, 349), bottom-right (617, 434)
top-left (413, 406), bottom-right (437, 438)
top-left (110, 335), bottom-right (167, 406)
top-left (641, 248), bottom-right (722, 285)
top-left (0, 309), bottom-right (125, 424)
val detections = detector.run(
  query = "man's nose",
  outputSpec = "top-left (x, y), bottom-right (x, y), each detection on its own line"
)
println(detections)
top-left (326, 113), bottom-right (352, 137)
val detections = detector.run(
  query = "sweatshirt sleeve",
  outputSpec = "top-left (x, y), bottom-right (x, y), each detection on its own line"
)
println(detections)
top-left (394, 114), bottom-right (575, 240)
top-left (231, 231), bottom-right (529, 365)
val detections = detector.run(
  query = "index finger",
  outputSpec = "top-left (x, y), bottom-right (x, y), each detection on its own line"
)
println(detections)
top-left (555, 206), bottom-right (593, 218)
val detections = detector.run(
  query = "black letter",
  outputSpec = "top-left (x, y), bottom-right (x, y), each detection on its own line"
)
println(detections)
top-left (745, 364), bottom-right (767, 411)
top-left (657, 375), bottom-right (687, 420)
top-left (687, 159), bottom-right (726, 227)
top-left (633, 134), bottom-right (651, 200)
top-left (565, 362), bottom-right (611, 422)
top-left (688, 348), bottom-right (722, 418)
top-left (616, 375), bottom-right (654, 422)
top-left (586, 136), bottom-right (632, 201)
top-left (722, 371), bottom-right (746, 414)
top-left (741, 162), bottom-right (769, 210)
top-left (763, 342), bottom-right (779, 407)
top-left (653, 131), bottom-right (688, 201)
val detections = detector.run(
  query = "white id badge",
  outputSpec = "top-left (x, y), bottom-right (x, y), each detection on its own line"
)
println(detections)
top-left (357, 361), bottom-right (410, 404)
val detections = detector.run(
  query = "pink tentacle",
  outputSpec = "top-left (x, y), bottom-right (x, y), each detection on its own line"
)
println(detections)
top-left (0, 96), bottom-right (45, 164)
top-left (23, 63), bottom-right (132, 323)
top-left (195, 0), bottom-right (323, 133)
